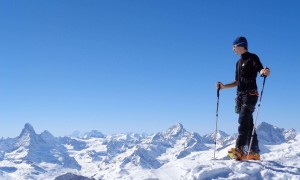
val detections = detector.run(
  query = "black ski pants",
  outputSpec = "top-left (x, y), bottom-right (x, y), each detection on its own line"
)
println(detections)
top-left (235, 91), bottom-right (259, 152)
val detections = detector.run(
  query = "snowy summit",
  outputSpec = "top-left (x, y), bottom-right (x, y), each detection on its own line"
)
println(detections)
top-left (0, 122), bottom-right (299, 179)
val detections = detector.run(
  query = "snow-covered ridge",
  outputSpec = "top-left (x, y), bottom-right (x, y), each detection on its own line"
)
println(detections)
top-left (0, 122), bottom-right (299, 179)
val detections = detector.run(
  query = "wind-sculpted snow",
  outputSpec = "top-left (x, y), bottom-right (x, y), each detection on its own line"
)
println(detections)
top-left (0, 122), bottom-right (299, 179)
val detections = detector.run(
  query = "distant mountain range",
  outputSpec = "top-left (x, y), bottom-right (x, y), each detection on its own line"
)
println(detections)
top-left (0, 122), bottom-right (298, 179)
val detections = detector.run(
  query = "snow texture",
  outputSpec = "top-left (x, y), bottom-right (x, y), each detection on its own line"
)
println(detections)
top-left (0, 122), bottom-right (299, 179)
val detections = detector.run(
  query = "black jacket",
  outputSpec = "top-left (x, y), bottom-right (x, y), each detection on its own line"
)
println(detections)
top-left (235, 52), bottom-right (264, 92)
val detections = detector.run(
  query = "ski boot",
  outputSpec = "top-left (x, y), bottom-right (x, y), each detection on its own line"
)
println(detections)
top-left (243, 151), bottom-right (260, 160)
top-left (228, 146), bottom-right (244, 160)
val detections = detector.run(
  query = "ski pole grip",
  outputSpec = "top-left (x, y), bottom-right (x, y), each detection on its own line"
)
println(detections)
top-left (261, 66), bottom-right (269, 77)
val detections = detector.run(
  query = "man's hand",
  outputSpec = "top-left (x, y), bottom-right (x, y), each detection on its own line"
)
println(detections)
top-left (260, 67), bottom-right (271, 77)
top-left (216, 82), bottom-right (225, 90)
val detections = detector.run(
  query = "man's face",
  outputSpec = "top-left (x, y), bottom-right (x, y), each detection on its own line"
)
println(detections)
top-left (233, 45), bottom-right (245, 55)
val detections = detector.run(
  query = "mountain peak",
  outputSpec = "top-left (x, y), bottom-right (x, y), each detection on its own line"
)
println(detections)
top-left (169, 123), bottom-right (184, 131)
top-left (83, 130), bottom-right (105, 138)
top-left (24, 123), bottom-right (34, 131)
top-left (40, 130), bottom-right (56, 141)
top-left (202, 130), bottom-right (230, 144)
top-left (164, 123), bottom-right (188, 138)
top-left (258, 122), bottom-right (279, 129)
top-left (256, 122), bottom-right (285, 145)
top-left (214, 130), bottom-right (229, 138)
top-left (257, 121), bottom-right (293, 145)
top-left (19, 123), bottom-right (36, 137)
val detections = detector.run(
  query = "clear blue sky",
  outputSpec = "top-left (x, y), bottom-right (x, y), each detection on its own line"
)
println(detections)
top-left (1, 1), bottom-right (299, 137)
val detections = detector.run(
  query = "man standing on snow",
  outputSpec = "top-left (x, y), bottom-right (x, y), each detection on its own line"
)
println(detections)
top-left (216, 36), bottom-right (270, 160)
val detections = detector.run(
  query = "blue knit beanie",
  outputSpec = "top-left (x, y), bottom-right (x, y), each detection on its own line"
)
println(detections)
top-left (233, 36), bottom-right (248, 49)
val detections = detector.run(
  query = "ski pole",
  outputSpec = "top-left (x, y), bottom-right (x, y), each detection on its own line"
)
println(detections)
top-left (214, 87), bottom-right (220, 159)
top-left (247, 75), bottom-right (267, 157)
